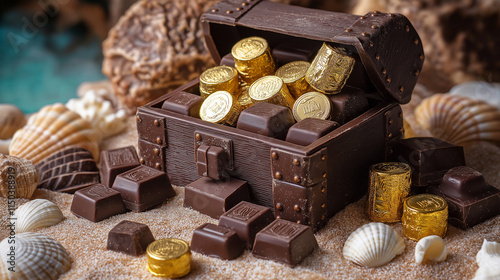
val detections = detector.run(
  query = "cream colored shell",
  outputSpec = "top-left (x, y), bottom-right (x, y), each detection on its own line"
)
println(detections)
top-left (14, 199), bottom-right (64, 233)
top-left (0, 104), bottom-right (26, 140)
top-left (0, 232), bottom-right (71, 280)
top-left (414, 94), bottom-right (500, 146)
top-left (9, 103), bottom-right (99, 165)
top-left (343, 222), bottom-right (405, 267)
top-left (415, 235), bottom-right (448, 264)
top-left (0, 154), bottom-right (39, 199)
top-left (474, 239), bottom-right (500, 280)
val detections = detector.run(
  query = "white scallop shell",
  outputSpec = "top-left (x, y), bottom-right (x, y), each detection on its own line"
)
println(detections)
top-left (414, 94), bottom-right (500, 145)
top-left (0, 154), bottom-right (39, 199)
top-left (9, 103), bottom-right (100, 165)
top-left (0, 232), bottom-right (71, 280)
top-left (343, 222), bottom-right (405, 267)
top-left (473, 240), bottom-right (500, 280)
top-left (450, 81), bottom-right (500, 111)
top-left (0, 104), bottom-right (26, 140)
top-left (14, 199), bottom-right (64, 233)
top-left (415, 235), bottom-right (448, 264)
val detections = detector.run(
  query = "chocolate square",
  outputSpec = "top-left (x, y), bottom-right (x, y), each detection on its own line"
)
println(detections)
top-left (100, 146), bottom-right (140, 187)
top-left (70, 184), bottom-right (126, 222)
top-left (196, 145), bottom-right (228, 180)
top-left (161, 91), bottom-right (204, 118)
top-left (236, 102), bottom-right (295, 140)
top-left (285, 118), bottom-right (339, 146)
top-left (329, 86), bottom-right (369, 125)
top-left (219, 201), bottom-right (274, 250)
top-left (191, 223), bottom-right (244, 260)
top-left (107, 220), bottom-right (155, 255)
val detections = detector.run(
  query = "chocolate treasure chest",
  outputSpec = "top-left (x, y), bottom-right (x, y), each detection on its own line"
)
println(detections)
top-left (136, 0), bottom-right (424, 231)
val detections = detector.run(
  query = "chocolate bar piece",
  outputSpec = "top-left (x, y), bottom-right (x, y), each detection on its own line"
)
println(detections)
top-left (219, 201), bottom-right (274, 250)
top-left (236, 102), bottom-right (295, 140)
top-left (252, 219), bottom-right (318, 266)
top-left (70, 184), bottom-right (126, 222)
top-left (100, 146), bottom-right (141, 187)
top-left (329, 86), bottom-right (369, 125)
top-left (112, 165), bottom-right (176, 212)
top-left (161, 91), bottom-right (204, 118)
top-left (196, 145), bottom-right (227, 180)
top-left (390, 137), bottom-right (466, 188)
top-left (184, 177), bottom-right (250, 219)
top-left (272, 42), bottom-right (316, 66)
top-left (191, 223), bottom-right (244, 260)
top-left (427, 166), bottom-right (500, 229)
top-left (107, 220), bottom-right (155, 256)
top-left (286, 118), bottom-right (340, 146)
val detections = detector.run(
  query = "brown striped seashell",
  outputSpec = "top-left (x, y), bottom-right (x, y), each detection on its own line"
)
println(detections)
top-left (414, 94), bottom-right (500, 146)
top-left (0, 154), bottom-right (39, 199)
top-left (9, 103), bottom-right (99, 165)
top-left (0, 104), bottom-right (26, 140)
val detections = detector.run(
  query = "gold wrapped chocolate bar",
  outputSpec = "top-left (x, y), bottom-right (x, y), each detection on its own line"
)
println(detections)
top-left (249, 75), bottom-right (295, 109)
top-left (402, 194), bottom-right (448, 241)
top-left (199, 65), bottom-right (240, 98)
top-left (292, 91), bottom-right (331, 122)
top-left (275, 61), bottom-right (313, 99)
top-left (200, 90), bottom-right (242, 126)
top-left (146, 238), bottom-right (191, 278)
top-left (367, 162), bottom-right (411, 223)
top-left (232, 36), bottom-right (276, 84)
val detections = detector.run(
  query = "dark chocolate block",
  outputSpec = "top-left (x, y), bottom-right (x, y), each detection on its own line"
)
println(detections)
top-left (161, 91), bottom-right (204, 118)
top-left (252, 219), bottom-right (318, 266)
top-left (70, 184), bottom-right (126, 222)
top-left (100, 146), bottom-right (141, 187)
top-left (220, 53), bottom-right (235, 68)
top-left (236, 102), bottom-right (295, 140)
top-left (196, 145), bottom-right (228, 180)
top-left (390, 137), bottom-right (466, 187)
top-left (112, 165), bottom-right (176, 212)
top-left (219, 201), bottom-right (274, 250)
top-left (107, 220), bottom-right (155, 255)
top-left (184, 177), bottom-right (250, 219)
top-left (272, 42), bottom-right (316, 66)
top-left (428, 166), bottom-right (500, 229)
top-left (329, 86), bottom-right (369, 125)
top-left (191, 223), bottom-right (244, 260)
top-left (286, 118), bottom-right (340, 146)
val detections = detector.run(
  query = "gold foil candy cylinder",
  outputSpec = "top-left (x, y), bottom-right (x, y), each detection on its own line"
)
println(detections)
top-left (147, 238), bottom-right (191, 278)
top-left (292, 92), bottom-right (331, 122)
top-left (248, 75), bottom-right (295, 109)
top-left (402, 194), bottom-right (448, 241)
top-left (199, 66), bottom-right (240, 98)
top-left (367, 162), bottom-right (411, 223)
top-left (275, 61), bottom-right (313, 99)
top-left (231, 36), bottom-right (276, 84)
top-left (305, 43), bottom-right (355, 94)
top-left (200, 91), bottom-right (242, 126)
top-left (237, 85), bottom-right (254, 110)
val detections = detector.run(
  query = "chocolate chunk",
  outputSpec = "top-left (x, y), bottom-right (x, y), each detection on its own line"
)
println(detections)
top-left (107, 220), bottom-right (155, 255)
top-left (329, 86), bottom-right (369, 125)
top-left (236, 102), bottom-right (295, 140)
top-left (427, 166), bottom-right (500, 229)
top-left (196, 145), bottom-right (228, 180)
top-left (390, 137), bottom-right (466, 188)
top-left (71, 184), bottom-right (126, 222)
top-left (100, 146), bottom-right (140, 187)
top-left (219, 201), bottom-right (274, 250)
top-left (184, 177), bottom-right (250, 219)
top-left (112, 165), bottom-right (176, 212)
top-left (220, 53), bottom-right (235, 68)
top-left (286, 118), bottom-right (340, 146)
top-left (252, 219), bottom-right (318, 266)
top-left (191, 223), bottom-right (244, 260)
top-left (161, 91), bottom-right (204, 118)
top-left (272, 42), bottom-right (316, 66)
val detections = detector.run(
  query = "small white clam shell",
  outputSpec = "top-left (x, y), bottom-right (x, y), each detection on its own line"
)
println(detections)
top-left (343, 222), bottom-right (405, 267)
top-left (476, 239), bottom-right (500, 267)
top-left (450, 81), bottom-right (500, 111)
top-left (14, 199), bottom-right (64, 233)
top-left (0, 232), bottom-right (71, 280)
top-left (415, 235), bottom-right (448, 264)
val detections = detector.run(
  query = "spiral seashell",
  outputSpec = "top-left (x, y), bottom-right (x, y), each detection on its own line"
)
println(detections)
top-left (474, 239), bottom-right (500, 280)
top-left (9, 103), bottom-right (100, 165)
top-left (0, 104), bottom-right (26, 140)
top-left (0, 154), bottom-right (39, 199)
top-left (0, 232), bottom-right (71, 280)
top-left (14, 199), bottom-right (64, 233)
top-left (343, 222), bottom-right (405, 267)
top-left (414, 94), bottom-right (500, 146)
top-left (414, 235), bottom-right (448, 264)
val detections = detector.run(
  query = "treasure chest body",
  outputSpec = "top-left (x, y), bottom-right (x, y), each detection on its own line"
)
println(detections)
top-left (136, 0), bottom-right (423, 231)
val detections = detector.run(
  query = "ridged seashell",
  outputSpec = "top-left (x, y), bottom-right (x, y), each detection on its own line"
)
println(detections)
top-left (0, 232), bottom-right (71, 280)
top-left (14, 199), bottom-right (64, 233)
top-left (9, 103), bottom-right (100, 165)
top-left (0, 104), bottom-right (26, 140)
top-left (414, 94), bottom-right (500, 145)
top-left (450, 81), bottom-right (500, 111)
top-left (0, 154), bottom-right (39, 199)
top-left (474, 240), bottom-right (500, 280)
top-left (0, 139), bottom-right (11, 155)
top-left (343, 222), bottom-right (405, 267)
top-left (415, 235), bottom-right (448, 264)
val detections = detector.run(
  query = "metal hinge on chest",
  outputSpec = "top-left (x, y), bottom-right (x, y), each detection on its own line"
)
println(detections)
top-left (384, 106), bottom-right (404, 142)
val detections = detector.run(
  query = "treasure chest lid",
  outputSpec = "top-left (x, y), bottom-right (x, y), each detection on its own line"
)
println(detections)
top-left (201, 0), bottom-right (424, 104)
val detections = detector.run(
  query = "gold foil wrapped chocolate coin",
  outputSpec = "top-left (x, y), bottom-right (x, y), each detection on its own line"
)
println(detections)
top-left (275, 61), bottom-right (313, 99)
top-left (199, 66), bottom-right (240, 98)
top-left (367, 162), bottom-right (411, 223)
top-left (306, 43), bottom-right (355, 94)
top-left (232, 36), bottom-right (275, 84)
top-left (237, 85), bottom-right (254, 110)
top-left (292, 91), bottom-right (331, 122)
top-left (147, 238), bottom-right (191, 278)
top-left (248, 75), bottom-right (295, 109)
top-left (402, 194), bottom-right (448, 241)
top-left (200, 91), bottom-right (242, 126)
